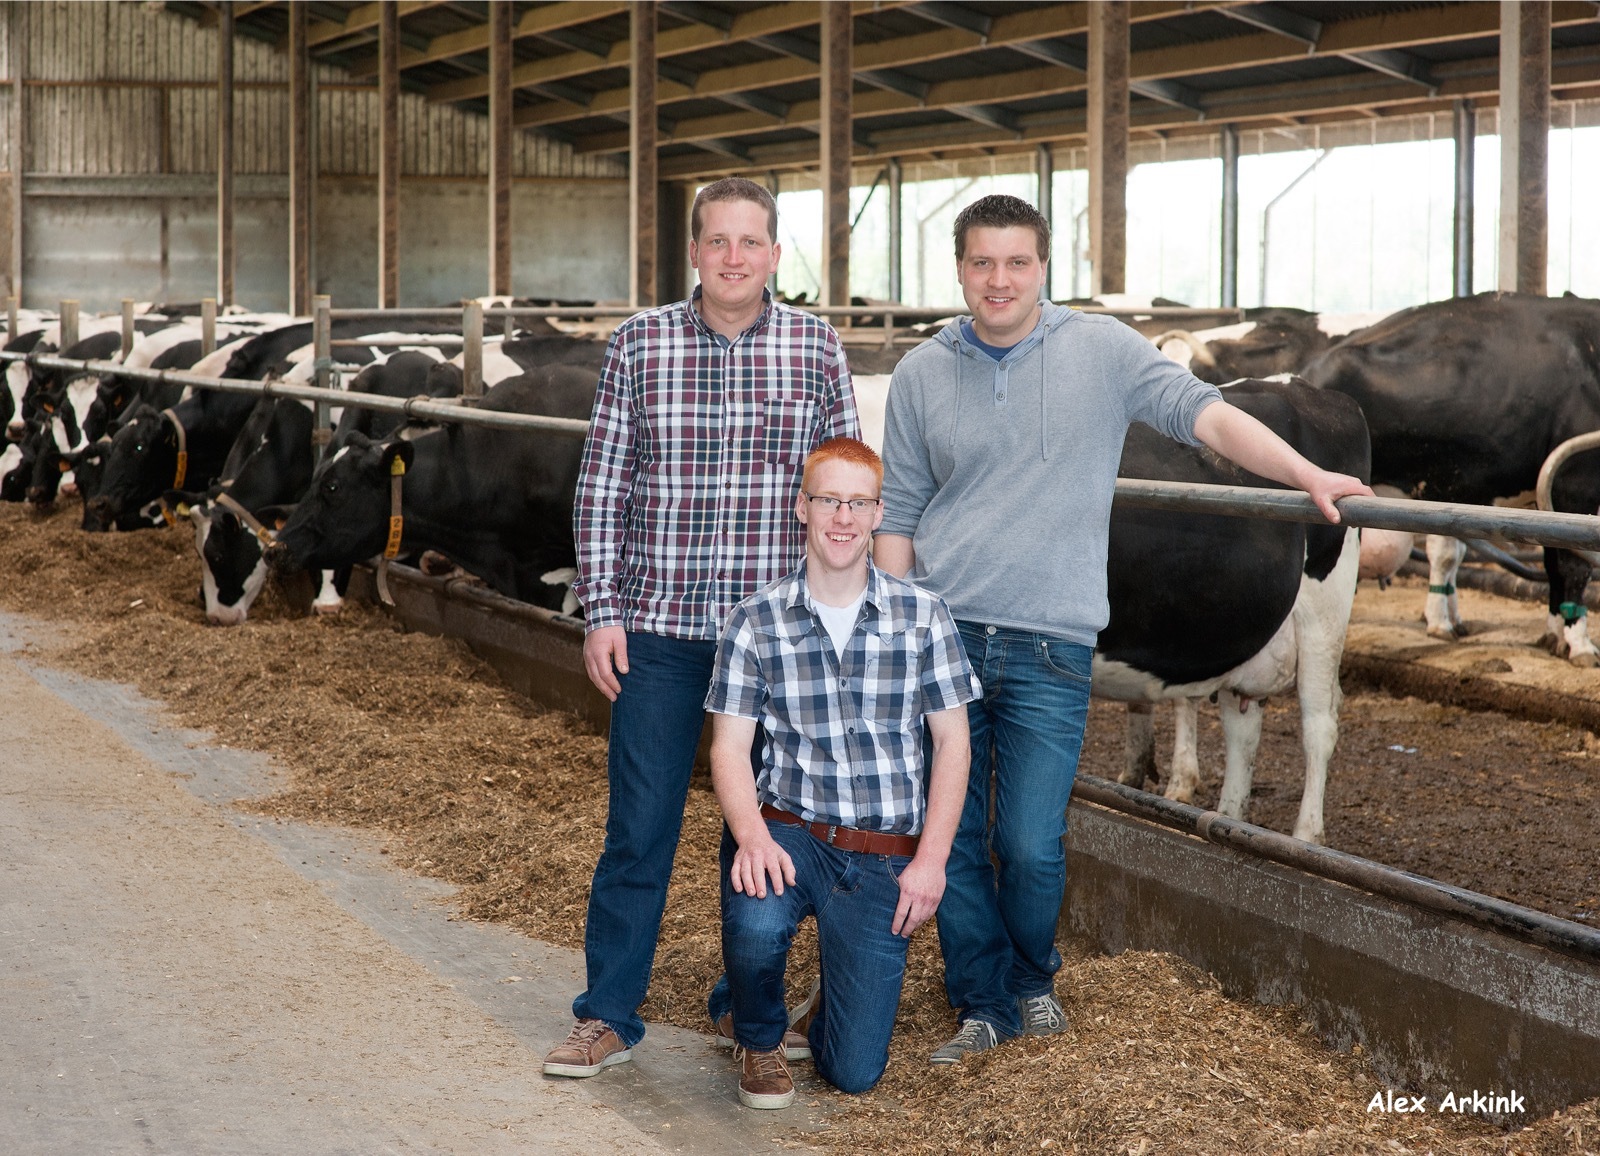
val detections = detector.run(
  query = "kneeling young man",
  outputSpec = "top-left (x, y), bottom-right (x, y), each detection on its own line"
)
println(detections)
top-left (705, 436), bottom-right (980, 1108)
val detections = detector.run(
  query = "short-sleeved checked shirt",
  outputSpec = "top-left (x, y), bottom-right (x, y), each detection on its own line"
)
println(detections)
top-left (705, 562), bottom-right (982, 836)
top-left (573, 287), bottom-right (859, 641)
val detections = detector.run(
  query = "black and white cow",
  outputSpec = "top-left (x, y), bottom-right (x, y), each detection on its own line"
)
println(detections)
top-left (1302, 292), bottom-right (1600, 665)
top-left (1155, 308), bottom-right (1390, 385)
top-left (267, 366), bottom-right (594, 611)
top-left (84, 319), bottom-right (459, 531)
top-left (1095, 378), bottom-right (1371, 844)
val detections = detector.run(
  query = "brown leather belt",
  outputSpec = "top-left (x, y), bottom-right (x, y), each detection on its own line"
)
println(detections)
top-left (760, 803), bottom-right (919, 857)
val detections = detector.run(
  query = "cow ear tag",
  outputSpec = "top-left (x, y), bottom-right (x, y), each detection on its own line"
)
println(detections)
top-left (390, 456), bottom-right (407, 476)
top-left (42, 402), bottom-right (54, 414)
top-left (57, 459), bottom-right (70, 474)
top-left (175, 502), bottom-right (191, 518)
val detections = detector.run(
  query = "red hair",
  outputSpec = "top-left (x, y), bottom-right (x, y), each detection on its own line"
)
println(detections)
top-left (802, 436), bottom-right (883, 493)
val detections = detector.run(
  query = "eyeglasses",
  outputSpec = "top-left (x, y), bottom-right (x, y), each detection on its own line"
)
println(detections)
top-left (803, 493), bottom-right (882, 514)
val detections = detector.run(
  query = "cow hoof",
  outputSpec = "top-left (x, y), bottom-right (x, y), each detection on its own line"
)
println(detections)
top-left (312, 601), bottom-right (344, 618)
top-left (1425, 624), bottom-right (1460, 642)
top-left (1164, 783), bottom-right (1197, 805)
top-left (1570, 650), bottom-right (1600, 669)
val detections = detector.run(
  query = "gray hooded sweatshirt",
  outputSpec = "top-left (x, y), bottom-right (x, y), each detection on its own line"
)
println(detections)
top-left (878, 302), bottom-right (1223, 647)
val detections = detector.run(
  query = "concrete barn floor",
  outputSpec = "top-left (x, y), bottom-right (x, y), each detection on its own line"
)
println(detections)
top-left (0, 613), bottom-right (828, 1155)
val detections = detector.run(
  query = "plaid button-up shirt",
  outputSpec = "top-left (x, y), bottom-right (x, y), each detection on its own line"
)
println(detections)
top-left (705, 562), bottom-right (981, 836)
top-left (573, 288), bottom-right (859, 640)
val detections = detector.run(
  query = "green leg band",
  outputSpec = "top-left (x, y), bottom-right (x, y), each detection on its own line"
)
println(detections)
top-left (1428, 584), bottom-right (1456, 596)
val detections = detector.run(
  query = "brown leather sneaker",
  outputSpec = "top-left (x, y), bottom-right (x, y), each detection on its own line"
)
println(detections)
top-left (735, 1044), bottom-right (795, 1109)
top-left (714, 1013), bottom-right (812, 1061)
top-left (542, 1018), bottom-right (632, 1078)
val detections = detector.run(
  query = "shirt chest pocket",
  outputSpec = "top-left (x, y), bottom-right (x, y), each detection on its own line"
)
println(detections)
top-left (859, 629), bottom-right (916, 732)
top-left (759, 396), bottom-right (818, 467)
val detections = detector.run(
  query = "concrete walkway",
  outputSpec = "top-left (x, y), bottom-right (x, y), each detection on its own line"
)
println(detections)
top-left (0, 614), bottom-right (829, 1155)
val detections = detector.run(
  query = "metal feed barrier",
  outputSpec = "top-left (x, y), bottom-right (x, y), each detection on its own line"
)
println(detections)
top-left (7, 299), bottom-right (1600, 1115)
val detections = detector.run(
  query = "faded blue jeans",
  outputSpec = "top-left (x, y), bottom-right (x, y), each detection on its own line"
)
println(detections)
top-left (713, 820), bottom-right (912, 1094)
top-left (936, 622), bottom-right (1092, 1038)
top-left (572, 631), bottom-right (718, 1047)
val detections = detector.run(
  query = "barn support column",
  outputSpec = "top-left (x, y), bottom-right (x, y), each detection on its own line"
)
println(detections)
top-left (887, 157), bottom-right (903, 303)
top-left (629, 2), bottom-right (657, 308)
top-left (216, 0), bottom-right (234, 307)
top-left (1036, 144), bottom-right (1054, 300)
top-left (820, 2), bottom-right (852, 307)
top-left (1220, 124), bottom-right (1239, 308)
top-left (6, 1), bottom-right (23, 303)
top-left (656, 180), bottom-right (687, 304)
top-left (1453, 99), bottom-right (1476, 297)
top-left (1498, 1), bottom-right (1549, 295)
top-left (378, 1), bottom-right (400, 308)
top-left (1087, 1), bottom-right (1129, 297)
top-left (487, 0), bottom-right (512, 298)
top-left (288, 3), bottom-right (312, 315)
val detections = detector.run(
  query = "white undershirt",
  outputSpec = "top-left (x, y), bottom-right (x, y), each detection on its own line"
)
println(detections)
top-left (812, 588), bottom-right (867, 659)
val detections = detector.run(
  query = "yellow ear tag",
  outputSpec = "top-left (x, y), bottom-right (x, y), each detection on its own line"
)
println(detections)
top-left (176, 502), bottom-right (191, 518)
top-left (57, 459), bottom-right (70, 474)
top-left (384, 515), bottom-right (404, 558)
top-left (42, 402), bottom-right (54, 414)
top-left (390, 456), bottom-right (407, 476)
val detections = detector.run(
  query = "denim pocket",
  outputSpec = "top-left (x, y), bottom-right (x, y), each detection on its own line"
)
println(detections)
top-left (1038, 637), bottom-right (1093, 685)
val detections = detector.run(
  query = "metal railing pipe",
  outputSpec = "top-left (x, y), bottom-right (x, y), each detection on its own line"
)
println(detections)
top-left (1112, 480), bottom-right (1600, 552)
top-left (1071, 774), bottom-right (1600, 965)
top-left (0, 351), bottom-right (590, 437)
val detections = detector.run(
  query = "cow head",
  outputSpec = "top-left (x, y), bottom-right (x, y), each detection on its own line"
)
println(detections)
top-left (84, 376), bottom-right (137, 443)
top-left (86, 403), bottom-right (179, 530)
top-left (24, 412), bottom-right (76, 507)
top-left (0, 434), bottom-right (34, 503)
top-left (268, 432), bottom-right (414, 576)
top-left (169, 486), bottom-right (289, 626)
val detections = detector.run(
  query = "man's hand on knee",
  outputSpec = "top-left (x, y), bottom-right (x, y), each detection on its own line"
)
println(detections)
top-left (891, 856), bottom-right (945, 937)
top-left (731, 834), bottom-right (797, 899)
top-left (583, 626), bottom-right (629, 701)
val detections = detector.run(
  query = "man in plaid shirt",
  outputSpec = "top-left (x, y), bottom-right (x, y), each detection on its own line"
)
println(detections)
top-left (705, 437), bottom-right (978, 1108)
top-left (545, 178), bottom-right (859, 1079)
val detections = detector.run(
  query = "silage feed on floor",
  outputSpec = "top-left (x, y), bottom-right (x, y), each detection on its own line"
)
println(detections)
top-left (0, 504), bottom-right (1593, 1155)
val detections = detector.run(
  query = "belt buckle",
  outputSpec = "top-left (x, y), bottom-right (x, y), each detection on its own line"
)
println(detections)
top-left (826, 824), bottom-right (838, 845)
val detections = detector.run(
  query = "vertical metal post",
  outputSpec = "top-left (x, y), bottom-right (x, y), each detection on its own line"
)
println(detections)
top-left (201, 297), bottom-right (217, 356)
top-left (217, 0), bottom-right (235, 307)
top-left (463, 300), bottom-right (484, 402)
top-left (1087, 1), bottom-right (1129, 296)
top-left (629, 2), bottom-right (658, 308)
top-left (120, 299), bottom-right (135, 359)
top-left (487, 0), bottom-right (513, 298)
top-left (887, 158), bottom-right (903, 304)
top-left (1220, 124), bottom-right (1240, 308)
top-left (312, 294), bottom-right (332, 449)
top-left (288, 5), bottom-right (311, 315)
top-left (1036, 143), bottom-right (1054, 301)
top-left (9, 1), bottom-right (25, 302)
top-left (59, 299), bottom-right (78, 351)
top-left (820, 1), bottom-right (852, 306)
top-left (1453, 100), bottom-right (1476, 298)
top-left (7, 297), bottom-right (17, 340)
top-left (1498, 0), bottom-right (1549, 294)
top-left (378, 1), bottom-right (400, 308)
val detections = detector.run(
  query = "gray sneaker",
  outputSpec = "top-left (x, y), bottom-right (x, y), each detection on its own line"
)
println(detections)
top-left (1018, 992), bottom-right (1068, 1036)
top-left (928, 1018), bottom-right (1000, 1065)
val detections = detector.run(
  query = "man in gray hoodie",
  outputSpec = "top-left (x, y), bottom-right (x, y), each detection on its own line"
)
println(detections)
top-left (873, 194), bottom-right (1370, 1064)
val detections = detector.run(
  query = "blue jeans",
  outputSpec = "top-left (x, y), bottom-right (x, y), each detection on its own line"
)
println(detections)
top-left (936, 622), bottom-right (1092, 1038)
top-left (712, 822), bottom-right (911, 1095)
top-left (572, 631), bottom-right (717, 1047)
